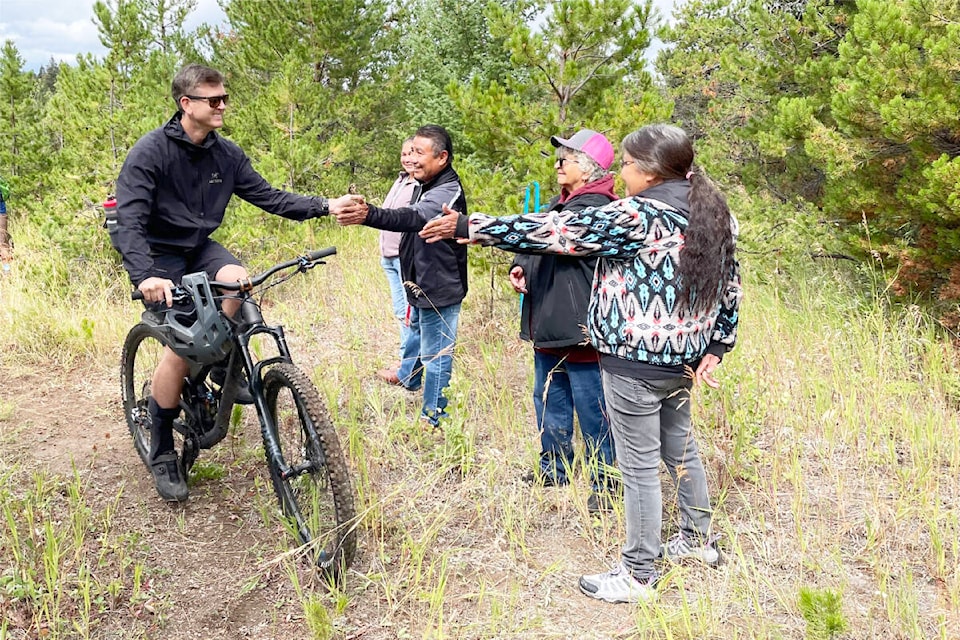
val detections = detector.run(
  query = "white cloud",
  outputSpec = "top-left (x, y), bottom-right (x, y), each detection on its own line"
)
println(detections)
top-left (0, 0), bottom-right (225, 71)
top-left (9, 16), bottom-right (102, 67)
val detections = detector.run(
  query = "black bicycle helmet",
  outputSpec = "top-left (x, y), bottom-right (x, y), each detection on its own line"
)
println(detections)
top-left (154, 272), bottom-right (233, 364)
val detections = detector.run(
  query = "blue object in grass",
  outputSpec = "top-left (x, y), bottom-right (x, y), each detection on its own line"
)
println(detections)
top-left (518, 181), bottom-right (541, 312)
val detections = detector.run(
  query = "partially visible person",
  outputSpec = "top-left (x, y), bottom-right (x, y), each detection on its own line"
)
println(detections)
top-left (332, 124), bottom-right (468, 429)
top-left (512, 130), bottom-right (618, 512)
top-left (116, 63), bottom-right (363, 502)
top-left (0, 176), bottom-right (11, 270)
top-left (421, 124), bottom-right (742, 603)
top-left (377, 137), bottom-right (417, 370)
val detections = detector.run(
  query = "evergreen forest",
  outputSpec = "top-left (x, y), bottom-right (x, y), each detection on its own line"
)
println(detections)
top-left (0, 0), bottom-right (958, 316)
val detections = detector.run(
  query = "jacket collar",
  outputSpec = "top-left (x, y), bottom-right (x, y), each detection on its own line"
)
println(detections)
top-left (418, 164), bottom-right (459, 191)
top-left (558, 173), bottom-right (618, 204)
top-left (638, 180), bottom-right (690, 214)
top-left (163, 111), bottom-right (218, 150)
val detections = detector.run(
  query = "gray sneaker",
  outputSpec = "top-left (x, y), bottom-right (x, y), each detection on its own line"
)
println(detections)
top-left (578, 563), bottom-right (657, 604)
top-left (662, 532), bottom-right (722, 567)
top-left (150, 452), bottom-right (189, 502)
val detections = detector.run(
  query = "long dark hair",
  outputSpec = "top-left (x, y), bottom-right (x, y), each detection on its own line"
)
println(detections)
top-left (621, 124), bottom-right (736, 316)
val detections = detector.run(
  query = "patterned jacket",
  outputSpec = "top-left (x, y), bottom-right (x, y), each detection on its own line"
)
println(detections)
top-left (468, 180), bottom-right (742, 367)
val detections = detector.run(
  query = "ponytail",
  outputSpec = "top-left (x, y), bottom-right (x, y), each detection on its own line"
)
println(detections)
top-left (677, 172), bottom-right (736, 316)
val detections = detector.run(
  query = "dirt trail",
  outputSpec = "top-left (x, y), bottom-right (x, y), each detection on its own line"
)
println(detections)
top-left (0, 360), bottom-right (635, 640)
top-left (1, 364), bottom-right (318, 638)
top-left (1, 336), bottom-right (649, 639)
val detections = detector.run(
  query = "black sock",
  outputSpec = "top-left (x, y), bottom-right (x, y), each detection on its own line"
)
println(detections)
top-left (148, 396), bottom-right (180, 461)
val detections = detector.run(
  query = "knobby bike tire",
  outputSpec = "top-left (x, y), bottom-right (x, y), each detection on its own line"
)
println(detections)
top-left (263, 363), bottom-right (357, 578)
top-left (121, 323), bottom-right (198, 473)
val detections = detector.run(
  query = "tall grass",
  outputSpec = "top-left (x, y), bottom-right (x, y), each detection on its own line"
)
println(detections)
top-left (1, 216), bottom-right (959, 638)
top-left (0, 464), bottom-right (156, 638)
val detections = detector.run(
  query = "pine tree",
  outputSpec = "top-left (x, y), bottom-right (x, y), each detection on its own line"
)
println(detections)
top-left (0, 41), bottom-right (47, 193)
top-left (450, 0), bottom-right (670, 210)
top-left (395, 0), bottom-right (517, 149)
top-left (660, 0), bottom-right (960, 307)
top-left (212, 0), bottom-right (403, 200)
top-left (799, 0), bottom-right (960, 299)
top-left (37, 58), bottom-right (60, 97)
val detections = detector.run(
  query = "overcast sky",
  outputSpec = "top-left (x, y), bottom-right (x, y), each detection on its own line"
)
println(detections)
top-left (0, 0), bottom-right (674, 72)
top-left (0, 0), bottom-right (227, 71)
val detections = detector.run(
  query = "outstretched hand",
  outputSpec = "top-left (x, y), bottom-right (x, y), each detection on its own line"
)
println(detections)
top-left (419, 204), bottom-right (464, 244)
top-left (330, 194), bottom-right (368, 226)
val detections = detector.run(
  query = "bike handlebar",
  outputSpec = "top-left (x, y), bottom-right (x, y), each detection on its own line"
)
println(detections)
top-left (131, 246), bottom-right (337, 301)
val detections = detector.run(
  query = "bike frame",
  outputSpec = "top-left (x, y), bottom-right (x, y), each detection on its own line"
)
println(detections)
top-left (228, 296), bottom-right (302, 479)
top-left (175, 299), bottom-right (280, 451)
top-left (143, 248), bottom-right (335, 463)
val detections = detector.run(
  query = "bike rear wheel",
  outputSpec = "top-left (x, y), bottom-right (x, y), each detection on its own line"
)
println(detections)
top-left (263, 363), bottom-right (356, 578)
top-left (121, 323), bottom-right (198, 472)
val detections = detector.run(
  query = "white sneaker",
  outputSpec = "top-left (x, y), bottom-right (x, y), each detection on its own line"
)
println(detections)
top-left (662, 532), bottom-right (722, 567)
top-left (578, 563), bottom-right (657, 604)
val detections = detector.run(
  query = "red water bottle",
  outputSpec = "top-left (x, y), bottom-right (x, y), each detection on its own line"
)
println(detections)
top-left (103, 195), bottom-right (120, 250)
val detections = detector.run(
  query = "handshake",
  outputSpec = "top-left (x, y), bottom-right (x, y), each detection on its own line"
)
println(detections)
top-left (326, 194), bottom-right (465, 244)
top-left (328, 193), bottom-right (368, 226)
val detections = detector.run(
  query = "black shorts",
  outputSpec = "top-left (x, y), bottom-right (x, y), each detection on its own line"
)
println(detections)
top-left (143, 240), bottom-right (241, 312)
top-left (149, 239), bottom-right (241, 284)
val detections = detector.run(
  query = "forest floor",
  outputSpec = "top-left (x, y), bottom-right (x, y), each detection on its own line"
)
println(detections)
top-left (0, 319), bottom-right (654, 639)
top-left (3, 244), bottom-right (960, 640)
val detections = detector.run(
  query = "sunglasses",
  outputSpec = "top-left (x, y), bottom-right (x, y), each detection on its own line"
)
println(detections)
top-left (185, 94), bottom-right (229, 108)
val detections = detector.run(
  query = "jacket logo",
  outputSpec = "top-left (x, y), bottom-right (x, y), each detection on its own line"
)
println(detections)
top-left (209, 172), bottom-right (222, 185)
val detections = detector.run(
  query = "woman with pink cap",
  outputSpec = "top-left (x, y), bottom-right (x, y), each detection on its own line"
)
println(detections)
top-left (511, 129), bottom-right (618, 513)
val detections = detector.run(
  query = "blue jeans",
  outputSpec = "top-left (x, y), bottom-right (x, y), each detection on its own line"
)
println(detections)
top-left (380, 256), bottom-right (412, 362)
top-left (397, 303), bottom-right (461, 426)
top-left (600, 369), bottom-right (713, 581)
top-left (533, 350), bottom-right (614, 492)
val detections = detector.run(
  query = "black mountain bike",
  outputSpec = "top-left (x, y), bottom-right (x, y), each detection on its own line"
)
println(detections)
top-left (120, 247), bottom-right (356, 578)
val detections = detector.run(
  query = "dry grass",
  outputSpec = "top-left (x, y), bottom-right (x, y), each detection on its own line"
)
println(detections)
top-left (1, 222), bottom-right (959, 638)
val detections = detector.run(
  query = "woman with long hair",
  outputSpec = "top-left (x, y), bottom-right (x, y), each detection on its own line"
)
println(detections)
top-left (421, 124), bottom-right (743, 603)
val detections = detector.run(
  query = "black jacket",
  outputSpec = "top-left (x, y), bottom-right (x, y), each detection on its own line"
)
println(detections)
top-left (115, 112), bottom-right (328, 286)
top-left (364, 165), bottom-right (468, 309)
top-left (512, 187), bottom-right (616, 349)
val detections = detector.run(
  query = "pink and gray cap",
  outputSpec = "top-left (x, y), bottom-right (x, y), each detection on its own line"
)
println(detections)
top-left (550, 129), bottom-right (615, 171)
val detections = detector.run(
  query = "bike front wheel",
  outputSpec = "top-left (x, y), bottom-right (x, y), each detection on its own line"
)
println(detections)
top-left (263, 363), bottom-right (357, 578)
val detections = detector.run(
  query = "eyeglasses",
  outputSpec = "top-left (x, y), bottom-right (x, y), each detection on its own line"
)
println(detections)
top-left (620, 159), bottom-right (636, 169)
top-left (185, 94), bottom-right (229, 108)
top-left (557, 157), bottom-right (578, 167)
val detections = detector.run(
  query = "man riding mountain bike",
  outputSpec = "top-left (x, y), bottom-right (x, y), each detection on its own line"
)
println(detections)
top-left (115, 63), bottom-right (364, 502)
